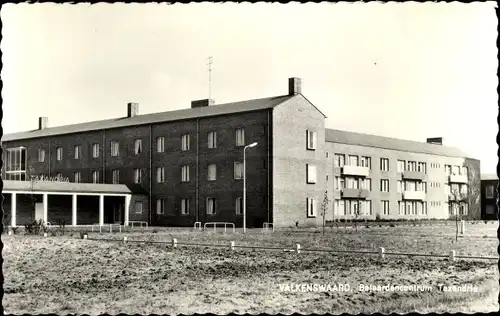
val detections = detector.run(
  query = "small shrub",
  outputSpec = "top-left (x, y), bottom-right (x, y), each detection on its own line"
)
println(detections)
top-left (79, 231), bottom-right (88, 239)
top-left (484, 220), bottom-right (488, 225)
top-left (152, 229), bottom-right (158, 234)
top-left (11, 227), bottom-right (19, 235)
top-left (389, 223), bottom-right (395, 227)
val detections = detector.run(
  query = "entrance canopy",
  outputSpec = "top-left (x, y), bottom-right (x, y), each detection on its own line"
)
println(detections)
top-left (3, 180), bottom-right (133, 195)
top-left (3, 180), bottom-right (134, 227)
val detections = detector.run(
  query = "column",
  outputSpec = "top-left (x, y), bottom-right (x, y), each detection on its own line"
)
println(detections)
top-left (99, 194), bottom-right (104, 226)
top-left (11, 193), bottom-right (17, 227)
top-left (43, 194), bottom-right (48, 224)
top-left (124, 195), bottom-right (131, 227)
top-left (72, 194), bottom-right (77, 226)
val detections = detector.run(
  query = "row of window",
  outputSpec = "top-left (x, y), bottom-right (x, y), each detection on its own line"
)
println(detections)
top-left (155, 197), bottom-right (235, 215)
top-left (37, 129), bottom-right (249, 162)
top-left (332, 154), bottom-right (469, 177)
top-left (333, 200), bottom-right (373, 216)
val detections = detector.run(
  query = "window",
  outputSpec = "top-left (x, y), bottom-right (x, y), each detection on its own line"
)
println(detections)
top-left (306, 197), bottom-right (316, 217)
top-left (134, 168), bottom-right (142, 183)
top-left (156, 199), bottom-right (164, 215)
top-left (360, 156), bottom-right (371, 169)
top-left (135, 202), bottom-right (143, 214)
top-left (208, 164), bottom-right (217, 181)
top-left (407, 161), bottom-right (417, 172)
top-left (74, 145), bottom-right (81, 159)
top-left (335, 177), bottom-right (344, 190)
top-left (397, 160), bottom-right (405, 173)
top-left (381, 179), bottom-right (389, 192)
top-left (92, 171), bottom-right (99, 183)
top-left (157, 167), bottom-right (165, 183)
top-left (181, 165), bottom-right (190, 182)
top-left (334, 154), bottom-right (345, 167)
top-left (208, 132), bottom-right (217, 149)
top-left (307, 164), bottom-right (317, 184)
top-left (346, 177), bottom-right (359, 189)
top-left (422, 202), bottom-right (427, 215)
top-left (134, 139), bottom-right (142, 154)
top-left (111, 141), bottom-right (119, 156)
top-left (445, 164), bottom-right (452, 175)
top-left (335, 199), bottom-right (345, 216)
top-left (112, 169), bottom-right (120, 184)
top-left (417, 162), bottom-right (427, 173)
top-left (460, 184), bottom-right (468, 195)
top-left (236, 128), bottom-right (245, 146)
top-left (38, 149), bottom-right (45, 162)
top-left (362, 178), bottom-right (372, 191)
top-left (234, 162), bottom-right (243, 180)
top-left (348, 155), bottom-right (358, 166)
top-left (381, 200), bottom-right (389, 215)
top-left (362, 200), bottom-right (372, 215)
top-left (74, 172), bottom-right (81, 183)
top-left (56, 147), bottom-right (63, 161)
top-left (181, 198), bottom-right (190, 215)
top-left (398, 202), bottom-right (404, 215)
top-left (397, 180), bottom-right (403, 193)
top-left (452, 165), bottom-right (460, 175)
top-left (235, 197), bottom-right (243, 215)
top-left (92, 143), bottom-right (100, 158)
top-left (326, 152), bottom-right (329, 158)
top-left (486, 205), bottom-right (495, 215)
top-left (306, 130), bottom-right (317, 150)
top-left (486, 185), bottom-right (495, 199)
top-left (462, 166), bottom-right (468, 177)
top-left (181, 134), bottom-right (190, 151)
top-left (380, 158), bottom-right (389, 171)
top-left (206, 198), bottom-right (216, 214)
top-left (156, 137), bottom-right (164, 153)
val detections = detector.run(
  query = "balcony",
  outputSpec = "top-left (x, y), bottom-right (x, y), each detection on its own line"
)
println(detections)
top-left (342, 165), bottom-right (370, 177)
top-left (402, 171), bottom-right (426, 181)
top-left (341, 188), bottom-right (369, 199)
top-left (448, 193), bottom-right (467, 201)
top-left (449, 174), bottom-right (468, 184)
top-left (402, 191), bottom-right (426, 201)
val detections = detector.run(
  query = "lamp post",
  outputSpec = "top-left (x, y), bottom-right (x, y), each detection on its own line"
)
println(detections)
top-left (243, 142), bottom-right (258, 233)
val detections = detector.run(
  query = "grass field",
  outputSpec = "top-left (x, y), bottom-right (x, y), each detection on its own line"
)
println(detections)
top-left (2, 222), bottom-right (499, 314)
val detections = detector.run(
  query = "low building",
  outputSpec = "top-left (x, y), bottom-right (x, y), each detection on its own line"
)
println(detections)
top-left (2, 180), bottom-right (148, 228)
top-left (481, 174), bottom-right (498, 220)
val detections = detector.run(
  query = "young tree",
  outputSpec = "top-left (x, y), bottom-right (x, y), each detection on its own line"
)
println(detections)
top-left (320, 187), bottom-right (331, 235)
top-left (450, 186), bottom-right (467, 242)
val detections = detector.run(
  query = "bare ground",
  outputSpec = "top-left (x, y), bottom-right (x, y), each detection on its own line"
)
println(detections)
top-left (2, 227), bottom-right (498, 315)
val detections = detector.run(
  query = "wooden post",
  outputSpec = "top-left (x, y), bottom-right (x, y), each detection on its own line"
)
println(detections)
top-left (172, 238), bottom-right (178, 248)
top-left (123, 236), bottom-right (127, 244)
top-left (230, 241), bottom-right (235, 251)
top-left (379, 247), bottom-right (385, 259)
top-left (450, 250), bottom-right (456, 261)
top-left (460, 220), bottom-right (465, 235)
top-left (296, 244), bottom-right (301, 254)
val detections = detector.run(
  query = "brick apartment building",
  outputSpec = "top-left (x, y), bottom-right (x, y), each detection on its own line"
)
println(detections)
top-left (481, 174), bottom-right (498, 220)
top-left (1, 77), bottom-right (482, 228)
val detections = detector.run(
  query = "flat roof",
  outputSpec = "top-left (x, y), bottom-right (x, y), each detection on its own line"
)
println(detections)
top-left (2, 180), bottom-right (134, 195)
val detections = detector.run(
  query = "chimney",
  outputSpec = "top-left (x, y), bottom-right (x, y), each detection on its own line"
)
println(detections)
top-left (288, 77), bottom-right (302, 95)
top-left (426, 137), bottom-right (443, 145)
top-left (38, 117), bottom-right (48, 130)
top-left (127, 102), bottom-right (139, 118)
top-left (191, 99), bottom-right (215, 108)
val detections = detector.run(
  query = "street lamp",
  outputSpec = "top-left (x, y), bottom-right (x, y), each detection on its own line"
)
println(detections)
top-left (243, 142), bottom-right (258, 233)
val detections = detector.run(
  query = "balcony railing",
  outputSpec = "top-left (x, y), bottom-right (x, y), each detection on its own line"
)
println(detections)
top-left (342, 165), bottom-right (370, 177)
top-left (448, 193), bottom-right (468, 201)
top-left (449, 174), bottom-right (468, 184)
top-left (341, 188), bottom-right (369, 199)
top-left (402, 191), bottom-right (426, 201)
top-left (402, 171), bottom-right (426, 181)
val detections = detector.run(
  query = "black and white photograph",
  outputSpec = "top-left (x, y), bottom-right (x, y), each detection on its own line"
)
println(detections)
top-left (1, 2), bottom-right (498, 314)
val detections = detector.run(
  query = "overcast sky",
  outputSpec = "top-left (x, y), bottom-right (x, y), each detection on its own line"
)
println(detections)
top-left (1, 2), bottom-right (498, 174)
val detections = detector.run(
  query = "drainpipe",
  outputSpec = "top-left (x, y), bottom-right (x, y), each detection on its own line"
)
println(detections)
top-left (48, 138), bottom-right (51, 175)
top-left (149, 124), bottom-right (153, 226)
top-left (196, 118), bottom-right (200, 223)
top-left (267, 109), bottom-right (272, 225)
top-left (102, 130), bottom-right (106, 183)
